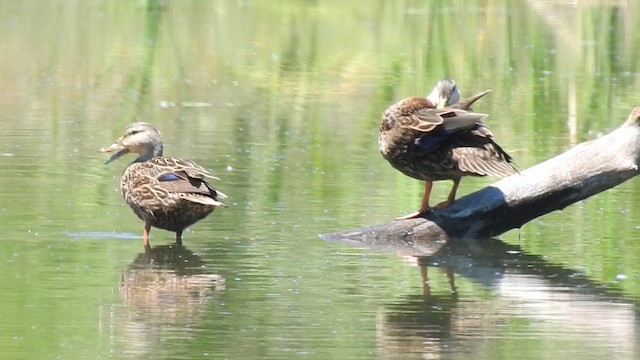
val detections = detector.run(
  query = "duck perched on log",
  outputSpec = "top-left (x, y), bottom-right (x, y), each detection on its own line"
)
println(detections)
top-left (99, 122), bottom-right (227, 246)
top-left (379, 79), bottom-right (516, 219)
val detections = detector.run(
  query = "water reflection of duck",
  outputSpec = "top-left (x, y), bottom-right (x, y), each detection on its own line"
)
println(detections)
top-left (376, 238), bottom-right (638, 359)
top-left (120, 244), bottom-right (224, 309)
top-left (378, 79), bottom-right (517, 219)
top-left (117, 244), bottom-right (224, 356)
top-left (99, 122), bottom-right (227, 246)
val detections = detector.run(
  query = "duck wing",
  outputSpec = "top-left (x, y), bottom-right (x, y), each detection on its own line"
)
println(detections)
top-left (383, 97), bottom-right (486, 132)
top-left (150, 157), bottom-right (227, 206)
top-left (412, 108), bottom-right (488, 153)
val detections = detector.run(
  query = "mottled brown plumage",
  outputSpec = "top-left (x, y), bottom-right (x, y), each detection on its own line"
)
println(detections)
top-left (99, 122), bottom-right (227, 246)
top-left (379, 80), bottom-right (516, 219)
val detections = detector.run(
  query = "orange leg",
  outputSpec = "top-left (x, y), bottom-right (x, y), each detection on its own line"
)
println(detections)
top-left (434, 177), bottom-right (461, 209)
top-left (397, 181), bottom-right (433, 220)
top-left (143, 223), bottom-right (151, 247)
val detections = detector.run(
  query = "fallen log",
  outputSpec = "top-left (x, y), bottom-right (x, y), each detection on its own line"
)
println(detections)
top-left (322, 107), bottom-right (640, 244)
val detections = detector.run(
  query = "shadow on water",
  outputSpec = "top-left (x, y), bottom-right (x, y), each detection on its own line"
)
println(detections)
top-left (363, 237), bottom-right (640, 358)
top-left (115, 244), bottom-right (224, 357)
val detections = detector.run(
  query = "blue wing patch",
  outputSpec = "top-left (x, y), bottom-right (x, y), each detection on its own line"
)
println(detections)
top-left (415, 135), bottom-right (447, 152)
top-left (158, 173), bottom-right (180, 182)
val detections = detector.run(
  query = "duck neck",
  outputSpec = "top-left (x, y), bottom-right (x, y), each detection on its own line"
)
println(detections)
top-left (134, 143), bottom-right (163, 163)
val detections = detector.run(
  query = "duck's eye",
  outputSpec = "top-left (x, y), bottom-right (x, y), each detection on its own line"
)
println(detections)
top-left (127, 130), bottom-right (141, 136)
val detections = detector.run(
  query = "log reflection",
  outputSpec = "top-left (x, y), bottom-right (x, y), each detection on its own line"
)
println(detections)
top-left (375, 238), bottom-right (640, 359)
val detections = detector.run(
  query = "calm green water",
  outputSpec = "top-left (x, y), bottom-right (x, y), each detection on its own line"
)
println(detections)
top-left (1, 1), bottom-right (640, 359)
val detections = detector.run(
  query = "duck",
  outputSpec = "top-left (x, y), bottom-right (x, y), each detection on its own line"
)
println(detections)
top-left (378, 79), bottom-right (516, 219)
top-left (99, 122), bottom-right (227, 246)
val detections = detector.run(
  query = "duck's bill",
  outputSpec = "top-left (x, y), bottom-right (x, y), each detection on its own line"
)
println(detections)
top-left (98, 143), bottom-right (129, 164)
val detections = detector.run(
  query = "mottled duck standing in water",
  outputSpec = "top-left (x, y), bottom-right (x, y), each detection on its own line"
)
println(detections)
top-left (379, 79), bottom-right (516, 219)
top-left (99, 122), bottom-right (227, 246)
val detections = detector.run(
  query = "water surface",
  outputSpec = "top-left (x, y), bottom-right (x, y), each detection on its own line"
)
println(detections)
top-left (1, 1), bottom-right (640, 359)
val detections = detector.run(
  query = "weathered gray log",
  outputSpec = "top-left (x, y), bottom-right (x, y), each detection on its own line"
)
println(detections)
top-left (322, 108), bottom-right (640, 243)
